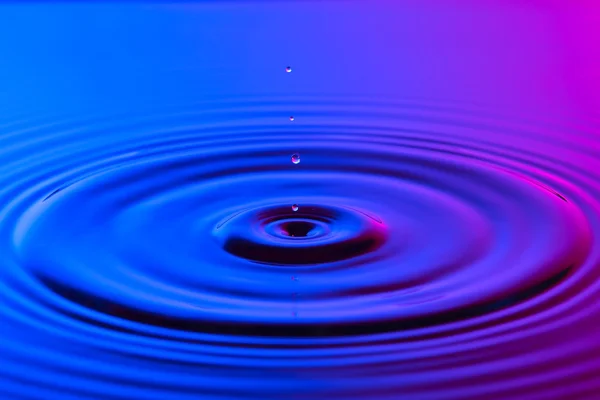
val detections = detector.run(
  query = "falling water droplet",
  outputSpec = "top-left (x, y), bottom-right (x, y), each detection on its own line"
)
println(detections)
top-left (292, 204), bottom-right (299, 212)
top-left (291, 153), bottom-right (300, 164)
top-left (290, 116), bottom-right (294, 121)
top-left (286, 66), bottom-right (292, 73)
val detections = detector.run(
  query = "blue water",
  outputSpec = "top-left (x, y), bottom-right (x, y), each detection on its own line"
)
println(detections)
top-left (1, 2), bottom-right (600, 400)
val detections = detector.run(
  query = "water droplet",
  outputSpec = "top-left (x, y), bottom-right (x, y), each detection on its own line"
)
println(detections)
top-left (286, 66), bottom-right (292, 73)
top-left (291, 153), bottom-right (300, 164)
top-left (290, 116), bottom-right (294, 121)
top-left (292, 204), bottom-right (299, 212)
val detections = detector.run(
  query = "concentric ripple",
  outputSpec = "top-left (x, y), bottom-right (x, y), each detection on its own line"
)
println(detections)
top-left (2, 97), bottom-right (600, 399)
top-left (215, 203), bottom-right (387, 265)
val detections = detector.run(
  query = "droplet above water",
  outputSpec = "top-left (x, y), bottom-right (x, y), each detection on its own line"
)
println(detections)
top-left (291, 153), bottom-right (300, 164)
top-left (292, 204), bottom-right (299, 212)
top-left (286, 66), bottom-right (292, 73)
top-left (290, 116), bottom-right (294, 121)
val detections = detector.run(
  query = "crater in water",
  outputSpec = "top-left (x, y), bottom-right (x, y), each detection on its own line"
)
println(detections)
top-left (215, 204), bottom-right (387, 265)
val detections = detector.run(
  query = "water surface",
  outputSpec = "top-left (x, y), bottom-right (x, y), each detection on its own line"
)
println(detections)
top-left (1, 2), bottom-right (599, 399)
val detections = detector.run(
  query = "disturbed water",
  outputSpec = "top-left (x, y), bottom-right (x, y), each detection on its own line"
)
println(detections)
top-left (3, 96), bottom-right (600, 399)
top-left (1, 2), bottom-right (600, 400)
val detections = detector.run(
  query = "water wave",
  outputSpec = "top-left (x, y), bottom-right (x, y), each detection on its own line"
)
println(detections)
top-left (1, 97), bottom-right (600, 399)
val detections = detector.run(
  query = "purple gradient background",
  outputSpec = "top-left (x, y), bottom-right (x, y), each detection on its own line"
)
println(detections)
top-left (1, 2), bottom-right (600, 400)
top-left (0, 2), bottom-right (598, 115)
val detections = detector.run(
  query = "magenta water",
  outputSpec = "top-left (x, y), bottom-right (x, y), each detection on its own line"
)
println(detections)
top-left (1, 2), bottom-right (600, 400)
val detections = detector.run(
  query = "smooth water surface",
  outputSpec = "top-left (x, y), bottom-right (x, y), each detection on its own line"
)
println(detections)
top-left (1, 2), bottom-right (600, 399)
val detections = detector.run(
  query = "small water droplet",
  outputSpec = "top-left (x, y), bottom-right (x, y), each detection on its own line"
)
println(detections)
top-left (286, 66), bottom-right (292, 72)
top-left (292, 204), bottom-right (299, 212)
top-left (289, 116), bottom-right (294, 121)
top-left (291, 276), bottom-right (298, 281)
top-left (291, 153), bottom-right (300, 164)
